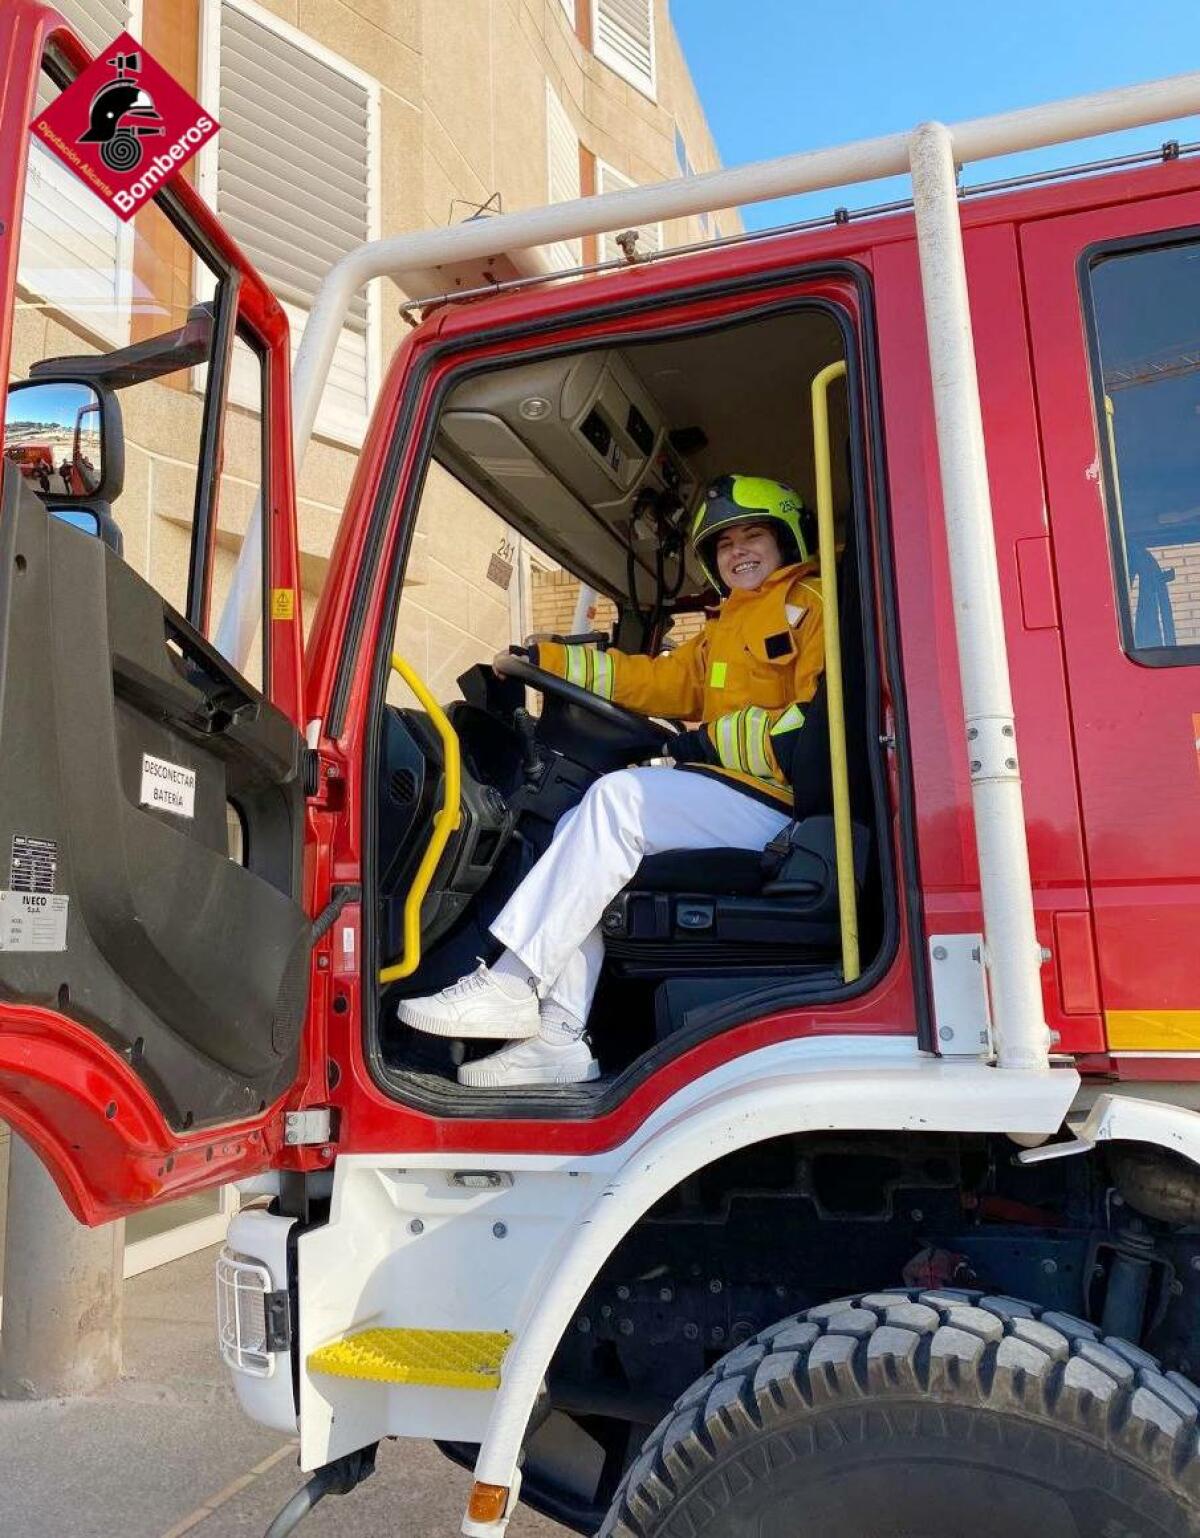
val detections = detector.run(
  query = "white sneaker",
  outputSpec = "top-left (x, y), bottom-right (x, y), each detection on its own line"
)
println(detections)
top-left (457, 1034), bottom-right (600, 1088)
top-left (397, 963), bottom-right (539, 1039)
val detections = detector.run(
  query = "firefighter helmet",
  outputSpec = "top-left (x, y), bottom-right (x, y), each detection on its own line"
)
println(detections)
top-left (690, 473), bottom-right (814, 591)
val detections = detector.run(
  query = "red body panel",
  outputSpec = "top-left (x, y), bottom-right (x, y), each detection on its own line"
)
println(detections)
top-left (5, 0), bottom-right (1200, 1216)
top-left (1021, 188), bottom-right (1200, 1037)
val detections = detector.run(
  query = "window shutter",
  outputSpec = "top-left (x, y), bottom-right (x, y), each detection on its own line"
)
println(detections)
top-left (20, 0), bottom-right (135, 346)
top-left (214, 1), bottom-right (377, 444)
top-left (596, 162), bottom-right (661, 262)
top-left (592, 0), bottom-right (655, 99)
top-left (545, 83), bottom-right (582, 272)
top-left (51, 0), bottom-right (132, 55)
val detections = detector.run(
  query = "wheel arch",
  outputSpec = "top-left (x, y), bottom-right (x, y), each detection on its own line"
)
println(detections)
top-left (470, 1038), bottom-right (1083, 1496)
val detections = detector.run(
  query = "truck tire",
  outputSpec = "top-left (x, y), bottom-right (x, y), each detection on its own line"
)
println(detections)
top-left (599, 1290), bottom-right (1200, 1538)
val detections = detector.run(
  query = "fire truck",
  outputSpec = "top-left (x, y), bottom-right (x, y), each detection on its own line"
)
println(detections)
top-left (3, 6), bottom-right (1200, 1535)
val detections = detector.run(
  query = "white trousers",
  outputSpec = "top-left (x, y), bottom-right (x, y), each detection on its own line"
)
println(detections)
top-left (490, 767), bottom-right (791, 1025)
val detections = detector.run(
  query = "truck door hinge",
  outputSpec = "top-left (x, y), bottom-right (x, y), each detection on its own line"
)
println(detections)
top-left (284, 1108), bottom-right (334, 1146)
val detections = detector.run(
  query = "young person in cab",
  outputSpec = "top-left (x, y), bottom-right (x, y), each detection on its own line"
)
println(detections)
top-left (398, 474), bottom-right (827, 1087)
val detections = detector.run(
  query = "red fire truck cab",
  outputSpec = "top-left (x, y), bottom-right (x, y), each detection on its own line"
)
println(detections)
top-left (3, 7), bottom-right (1200, 1535)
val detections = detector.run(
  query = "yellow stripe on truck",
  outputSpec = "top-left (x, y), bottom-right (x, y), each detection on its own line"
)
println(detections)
top-left (1106, 1010), bottom-right (1200, 1051)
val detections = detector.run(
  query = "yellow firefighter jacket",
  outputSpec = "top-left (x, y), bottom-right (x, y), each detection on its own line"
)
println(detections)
top-left (537, 560), bottom-right (825, 808)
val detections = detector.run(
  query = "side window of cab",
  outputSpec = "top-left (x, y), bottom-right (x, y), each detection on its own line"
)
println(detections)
top-left (1085, 234), bottom-right (1200, 665)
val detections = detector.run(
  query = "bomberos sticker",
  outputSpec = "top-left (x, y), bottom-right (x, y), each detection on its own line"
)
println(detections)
top-left (140, 752), bottom-right (196, 818)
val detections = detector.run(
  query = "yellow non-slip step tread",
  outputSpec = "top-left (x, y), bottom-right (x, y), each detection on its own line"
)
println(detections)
top-left (308, 1327), bottom-right (513, 1389)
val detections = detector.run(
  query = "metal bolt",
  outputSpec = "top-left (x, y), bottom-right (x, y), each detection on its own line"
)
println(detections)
top-left (932, 946), bottom-right (948, 961)
top-left (1002, 724), bottom-right (1014, 737)
top-left (939, 1026), bottom-right (955, 1042)
top-left (966, 727), bottom-right (978, 741)
top-left (492, 1222), bottom-right (507, 1239)
top-left (408, 1218), bottom-right (424, 1236)
top-left (1041, 1258), bottom-right (1058, 1276)
top-left (1004, 757), bottom-right (1018, 771)
top-left (1170, 1278), bottom-right (1184, 1297)
top-left (910, 1209), bottom-right (924, 1222)
top-left (659, 1286), bottom-right (674, 1303)
top-left (616, 1284), bottom-right (631, 1301)
top-left (683, 1322), bottom-right (699, 1341)
top-left (618, 1318), bottom-right (634, 1337)
top-left (970, 759), bottom-right (982, 773)
top-left (708, 1279), bottom-right (723, 1294)
top-left (711, 1326), bottom-right (726, 1344)
top-left (774, 1284), bottom-right (787, 1299)
top-left (319, 1146), bottom-right (333, 1161)
top-left (576, 1316), bottom-right (591, 1333)
top-left (600, 1304), bottom-right (613, 1320)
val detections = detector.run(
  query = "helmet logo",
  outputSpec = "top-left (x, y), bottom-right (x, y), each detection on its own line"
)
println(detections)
top-left (77, 51), bottom-right (164, 172)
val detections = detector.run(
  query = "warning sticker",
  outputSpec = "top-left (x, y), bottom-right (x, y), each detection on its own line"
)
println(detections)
top-left (140, 753), bottom-right (196, 818)
top-left (0, 891), bottom-right (68, 952)
top-left (10, 835), bottom-right (58, 894)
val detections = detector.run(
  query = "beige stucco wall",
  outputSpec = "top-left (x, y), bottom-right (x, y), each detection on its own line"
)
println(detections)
top-left (12, 0), bottom-right (734, 704)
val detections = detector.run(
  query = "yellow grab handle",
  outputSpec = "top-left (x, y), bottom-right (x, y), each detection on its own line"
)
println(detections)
top-left (811, 360), bottom-right (860, 983)
top-left (379, 653), bottom-right (463, 984)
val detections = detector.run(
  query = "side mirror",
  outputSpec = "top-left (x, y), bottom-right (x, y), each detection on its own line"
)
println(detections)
top-left (4, 379), bottom-right (125, 552)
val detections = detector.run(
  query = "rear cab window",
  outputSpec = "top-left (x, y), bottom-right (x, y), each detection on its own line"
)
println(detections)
top-left (1084, 234), bottom-right (1200, 664)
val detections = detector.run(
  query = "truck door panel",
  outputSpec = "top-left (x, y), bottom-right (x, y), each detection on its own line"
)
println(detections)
top-left (0, 471), bottom-right (309, 1125)
top-left (1021, 190), bottom-right (1200, 1053)
top-left (0, 20), bottom-right (313, 1218)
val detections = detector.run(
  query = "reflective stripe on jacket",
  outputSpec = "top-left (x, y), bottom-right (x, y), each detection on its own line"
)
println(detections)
top-left (537, 560), bottom-right (824, 807)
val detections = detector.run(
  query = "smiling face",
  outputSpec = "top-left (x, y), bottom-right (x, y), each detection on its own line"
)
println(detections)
top-left (714, 520), bottom-right (784, 592)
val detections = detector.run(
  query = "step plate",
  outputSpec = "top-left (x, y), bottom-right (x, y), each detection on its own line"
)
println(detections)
top-left (308, 1327), bottom-right (513, 1390)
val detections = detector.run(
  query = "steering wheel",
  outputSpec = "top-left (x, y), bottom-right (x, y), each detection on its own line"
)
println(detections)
top-left (493, 652), bottom-right (677, 753)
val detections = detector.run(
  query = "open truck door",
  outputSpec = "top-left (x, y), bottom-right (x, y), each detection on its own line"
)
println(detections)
top-left (0, 4), bottom-right (312, 1224)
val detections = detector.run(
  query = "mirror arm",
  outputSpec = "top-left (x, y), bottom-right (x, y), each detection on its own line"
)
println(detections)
top-left (30, 303), bottom-right (215, 391)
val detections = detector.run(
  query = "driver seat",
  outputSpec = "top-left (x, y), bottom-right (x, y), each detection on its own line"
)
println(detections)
top-left (600, 813), bottom-right (870, 970)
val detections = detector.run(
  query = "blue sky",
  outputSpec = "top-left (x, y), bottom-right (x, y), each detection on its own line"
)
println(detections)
top-left (672, 1), bottom-right (1200, 229)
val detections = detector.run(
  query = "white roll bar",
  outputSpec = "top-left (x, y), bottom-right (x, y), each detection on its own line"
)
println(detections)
top-left (215, 71), bottom-right (1200, 1073)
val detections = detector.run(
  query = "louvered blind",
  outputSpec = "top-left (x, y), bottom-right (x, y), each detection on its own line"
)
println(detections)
top-left (50, 0), bottom-right (132, 56)
top-left (545, 83), bottom-right (581, 273)
top-left (596, 162), bottom-right (661, 262)
top-left (20, 0), bottom-right (134, 346)
top-left (215, 1), bottom-right (376, 442)
top-left (592, 0), bottom-right (655, 98)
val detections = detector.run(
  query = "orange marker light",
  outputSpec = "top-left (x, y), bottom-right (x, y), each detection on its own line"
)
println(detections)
top-left (468, 1482), bottom-right (509, 1523)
